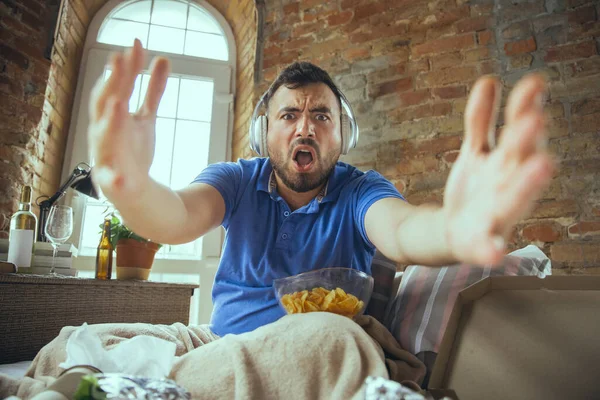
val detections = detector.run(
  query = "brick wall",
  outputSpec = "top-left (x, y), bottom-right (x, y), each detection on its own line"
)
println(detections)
top-left (2, 0), bottom-right (597, 271)
top-left (0, 0), bottom-right (106, 237)
top-left (210, 0), bottom-right (259, 162)
top-left (249, 0), bottom-right (600, 273)
top-left (0, 0), bottom-right (257, 238)
top-left (1, 0), bottom-right (57, 236)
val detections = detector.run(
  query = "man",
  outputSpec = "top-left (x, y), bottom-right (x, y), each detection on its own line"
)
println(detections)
top-left (91, 39), bottom-right (552, 337)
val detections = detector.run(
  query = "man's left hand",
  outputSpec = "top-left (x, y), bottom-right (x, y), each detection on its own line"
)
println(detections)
top-left (443, 74), bottom-right (554, 265)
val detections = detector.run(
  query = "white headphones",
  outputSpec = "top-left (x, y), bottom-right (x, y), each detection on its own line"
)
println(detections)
top-left (248, 89), bottom-right (360, 157)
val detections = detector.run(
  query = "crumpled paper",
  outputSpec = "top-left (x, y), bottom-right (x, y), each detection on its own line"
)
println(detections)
top-left (59, 323), bottom-right (176, 379)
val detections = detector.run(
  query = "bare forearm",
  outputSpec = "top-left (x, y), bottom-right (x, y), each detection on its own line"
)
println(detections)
top-left (110, 178), bottom-right (216, 245)
top-left (394, 206), bottom-right (457, 266)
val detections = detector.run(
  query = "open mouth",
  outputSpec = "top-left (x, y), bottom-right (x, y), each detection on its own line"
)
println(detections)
top-left (292, 146), bottom-right (315, 172)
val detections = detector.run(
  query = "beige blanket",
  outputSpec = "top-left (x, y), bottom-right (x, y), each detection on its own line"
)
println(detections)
top-left (1, 313), bottom-right (425, 399)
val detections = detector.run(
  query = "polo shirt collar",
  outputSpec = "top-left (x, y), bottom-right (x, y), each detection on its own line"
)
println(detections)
top-left (319, 162), bottom-right (344, 204)
top-left (256, 158), bottom-right (272, 193)
top-left (256, 158), bottom-right (337, 204)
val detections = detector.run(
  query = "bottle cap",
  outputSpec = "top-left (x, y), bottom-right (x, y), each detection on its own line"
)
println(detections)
top-left (20, 185), bottom-right (32, 203)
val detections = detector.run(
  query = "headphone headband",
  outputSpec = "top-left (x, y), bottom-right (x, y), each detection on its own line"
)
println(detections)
top-left (248, 88), bottom-right (360, 157)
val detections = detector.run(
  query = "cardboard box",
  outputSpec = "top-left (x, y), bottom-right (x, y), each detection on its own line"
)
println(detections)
top-left (430, 276), bottom-right (600, 400)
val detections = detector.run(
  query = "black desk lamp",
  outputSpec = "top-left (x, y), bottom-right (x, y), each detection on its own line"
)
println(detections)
top-left (36, 162), bottom-right (99, 242)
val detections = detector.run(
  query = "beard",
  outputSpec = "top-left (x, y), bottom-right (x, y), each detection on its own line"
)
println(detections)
top-left (268, 138), bottom-right (340, 193)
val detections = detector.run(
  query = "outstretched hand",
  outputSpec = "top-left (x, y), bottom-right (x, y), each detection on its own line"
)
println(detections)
top-left (443, 74), bottom-right (554, 265)
top-left (88, 39), bottom-right (171, 203)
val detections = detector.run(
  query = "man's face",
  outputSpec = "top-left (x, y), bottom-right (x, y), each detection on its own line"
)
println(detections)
top-left (266, 83), bottom-right (342, 193)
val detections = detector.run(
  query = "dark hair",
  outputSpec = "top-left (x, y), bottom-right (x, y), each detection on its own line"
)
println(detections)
top-left (263, 61), bottom-right (343, 111)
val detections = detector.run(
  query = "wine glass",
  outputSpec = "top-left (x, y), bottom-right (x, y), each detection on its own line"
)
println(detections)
top-left (44, 205), bottom-right (73, 274)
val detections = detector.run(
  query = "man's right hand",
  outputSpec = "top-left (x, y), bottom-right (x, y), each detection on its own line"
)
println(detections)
top-left (88, 39), bottom-right (170, 204)
top-left (85, 39), bottom-right (225, 245)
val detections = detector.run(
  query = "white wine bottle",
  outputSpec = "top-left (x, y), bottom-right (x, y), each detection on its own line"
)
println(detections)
top-left (7, 185), bottom-right (38, 270)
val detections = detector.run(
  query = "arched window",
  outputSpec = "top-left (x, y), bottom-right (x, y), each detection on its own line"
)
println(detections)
top-left (62, 0), bottom-right (235, 274)
top-left (97, 0), bottom-right (229, 61)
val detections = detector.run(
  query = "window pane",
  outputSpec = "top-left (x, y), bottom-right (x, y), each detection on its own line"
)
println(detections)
top-left (140, 74), bottom-right (181, 117)
top-left (139, 73), bottom-right (150, 110)
top-left (166, 241), bottom-right (198, 258)
top-left (149, 118), bottom-right (175, 187)
top-left (171, 120), bottom-right (210, 190)
top-left (177, 79), bottom-right (214, 121)
top-left (151, 0), bottom-right (188, 29)
top-left (184, 31), bottom-right (228, 61)
top-left (158, 77), bottom-right (180, 117)
top-left (98, 19), bottom-right (149, 47)
top-left (128, 74), bottom-right (143, 112)
top-left (187, 6), bottom-right (221, 34)
top-left (148, 75), bottom-right (179, 118)
top-left (112, 0), bottom-right (151, 23)
top-left (81, 204), bottom-right (108, 251)
top-left (148, 25), bottom-right (185, 54)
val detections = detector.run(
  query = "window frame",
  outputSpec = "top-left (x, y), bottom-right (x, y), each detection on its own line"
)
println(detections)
top-left (60, 0), bottom-right (236, 273)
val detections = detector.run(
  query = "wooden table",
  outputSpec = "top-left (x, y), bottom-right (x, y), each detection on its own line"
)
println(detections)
top-left (0, 273), bottom-right (198, 363)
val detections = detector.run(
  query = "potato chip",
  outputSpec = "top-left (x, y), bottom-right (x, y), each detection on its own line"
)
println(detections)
top-left (308, 292), bottom-right (324, 305)
top-left (280, 286), bottom-right (365, 318)
top-left (338, 296), bottom-right (357, 311)
top-left (301, 290), bottom-right (308, 303)
top-left (305, 301), bottom-right (320, 312)
top-left (322, 290), bottom-right (336, 310)
top-left (293, 298), bottom-right (303, 313)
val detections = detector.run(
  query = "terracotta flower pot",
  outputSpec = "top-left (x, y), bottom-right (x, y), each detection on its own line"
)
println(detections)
top-left (115, 238), bottom-right (160, 280)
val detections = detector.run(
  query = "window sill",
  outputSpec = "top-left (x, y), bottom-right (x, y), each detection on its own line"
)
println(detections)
top-left (73, 255), bottom-right (221, 274)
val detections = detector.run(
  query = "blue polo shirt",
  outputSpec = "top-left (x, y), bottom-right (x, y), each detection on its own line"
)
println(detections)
top-left (194, 157), bottom-right (403, 336)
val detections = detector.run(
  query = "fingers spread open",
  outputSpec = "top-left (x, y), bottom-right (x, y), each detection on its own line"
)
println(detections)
top-left (92, 96), bottom-right (127, 167)
top-left (119, 39), bottom-right (146, 107)
top-left (464, 76), bottom-right (502, 153)
top-left (92, 52), bottom-right (124, 121)
top-left (139, 57), bottom-right (170, 116)
top-left (496, 153), bottom-right (554, 228)
top-left (497, 110), bottom-right (545, 164)
top-left (504, 73), bottom-right (546, 126)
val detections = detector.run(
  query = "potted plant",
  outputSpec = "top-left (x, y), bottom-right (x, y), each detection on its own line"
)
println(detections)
top-left (100, 213), bottom-right (163, 280)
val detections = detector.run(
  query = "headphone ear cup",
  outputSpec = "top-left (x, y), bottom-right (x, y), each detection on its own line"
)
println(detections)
top-left (250, 116), bottom-right (261, 156)
top-left (256, 115), bottom-right (268, 157)
top-left (341, 114), bottom-right (351, 155)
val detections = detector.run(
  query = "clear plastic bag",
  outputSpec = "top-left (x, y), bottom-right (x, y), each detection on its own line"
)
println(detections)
top-left (74, 374), bottom-right (190, 400)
